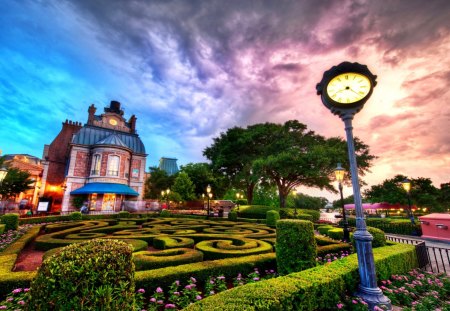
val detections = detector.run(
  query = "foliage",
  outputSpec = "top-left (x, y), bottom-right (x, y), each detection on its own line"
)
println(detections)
top-left (28, 239), bottom-right (136, 310)
top-left (0, 167), bottom-right (34, 199)
top-left (251, 183), bottom-right (279, 207)
top-left (1, 213), bottom-right (19, 231)
top-left (69, 211), bottom-right (82, 221)
top-left (293, 193), bottom-right (328, 211)
top-left (227, 210), bottom-right (237, 221)
top-left (172, 172), bottom-right (196, 201)
top-left (350, 226), bottom-right (386, 248)
top-left (0, 225), bottom-right (33, 253)
top-left (144, 167), bottom-right (175, 199)
top-left (251, 120), bottom-right (375, 208)
top-left (345, 218), bottom-right (422, 236)
top-left (317, 225), bottom-right (334, 235)
top-left (183, 243), bottom-right (418, 311)
top-left (279, 208), bottom-right (320, 222)
top-left (364, 175), bottom-right (445, 212)
top-left (238, 205), bottom-right (277, 219)
top-left (328, 228), bottom-right (344, 241)
top-left (266, 210), bottom-right (280, 227)
top-left (276, 219), bottom-right (317, 275)
top-left (160, 209), bottom-right (171, 217)
top-left (179, 163), bottom-right (227, 199)
top-left (332, 194), bottom-right (354, 209)
top-left (71, 196), bottom-right (86, 209)
top-left (118, 211), bottom-right (131, 218)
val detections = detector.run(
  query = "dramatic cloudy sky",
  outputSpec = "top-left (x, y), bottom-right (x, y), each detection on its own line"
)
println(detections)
top-left (1, 0), bottom-right (449, 200)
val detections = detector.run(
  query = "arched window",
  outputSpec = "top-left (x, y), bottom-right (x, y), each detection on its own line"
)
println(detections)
top-left (107, 155), bottom-right (120, 176)
top-left (91, 154), bottom-right (101, 175)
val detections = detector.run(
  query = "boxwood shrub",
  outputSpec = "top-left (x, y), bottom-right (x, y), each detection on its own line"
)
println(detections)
top-left (327, 228), bottom-right (344, 241)
top-left (266, 210), bottom-right (280, 227)
top-left (276, 220), bottom-right (317, 275)
top-left (69, 211), bottom-right (82, 221)
top-left (0, 224), bottom-right (5, 234)
top-left (317, 225), bottom-right (334, 235)
top-left (350, 226), bottom-right (386, 248)
top-left (160, 210), bottom-right (171, 217)
top-left (133, 248), bottom-right (203, 270)
top-left (238, 205), bottom-right (277, 219)
top-left (1, 214), bottom-right (19, 231)
top-left (344, 218), bottom-right (422, 236)
top-left (228, 210), bottom-right (238, 221)
top-left (184, 243), bottom-right (418, 311)
top-left (28, 239), bottom-right (136, 310)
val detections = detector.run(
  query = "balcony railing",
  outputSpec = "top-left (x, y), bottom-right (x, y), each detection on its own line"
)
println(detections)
top-left (107, 170), bottom-right (119, 176)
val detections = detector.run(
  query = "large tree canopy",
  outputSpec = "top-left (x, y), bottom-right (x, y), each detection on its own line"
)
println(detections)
top-left (143, 167), bottom-right (174, 199)
top-left (205, 120), bottom-right (375, 208)
top-left (364, 175), bottom-right (445, 212)
top-left (179, 162), bottom-right (228, 199)
top-left (0, 167), bottom-right (34, 199)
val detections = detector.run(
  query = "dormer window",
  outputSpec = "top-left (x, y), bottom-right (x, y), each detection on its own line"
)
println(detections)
top-left (91, 154), bottom-right (101, 175)
top-left (107, 155), bottom-right (120, 176)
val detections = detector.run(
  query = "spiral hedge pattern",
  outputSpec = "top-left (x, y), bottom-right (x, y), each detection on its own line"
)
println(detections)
top-left (38, 218), bottom-right (275, 271)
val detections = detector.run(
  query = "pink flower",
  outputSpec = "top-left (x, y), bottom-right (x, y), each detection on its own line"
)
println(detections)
top-left (156, 287), bottom-right (163, 293)
top-left (138, 288), bottom-right (145, 294)
top-left (352, 299), bottom-right (358, 304)
top-left (196, 295), bottom-right (202, 300)
top-left (150, 298), bottom-right (156, 303)
top-left (337, 303), bottom-right (344, 309)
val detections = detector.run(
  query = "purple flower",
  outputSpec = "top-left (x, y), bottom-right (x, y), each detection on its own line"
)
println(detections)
top-left (156, 287), bottom-right (163, 293)
top-left (173, 291), bottom-right (180, 295)
top-left (175, 280), bottom-right (180, 286)
top-left (210, 280), bottom-right (215, 284)
top-left (337, 303), bottom-right (344, 309)
top-left (150, 298), bottom-right (156, 303)
top-left (253, 277), bottom-right (260, 281)
top-left (157, 300), bottom-right (164, 304)
top-left (196, 295), bottom-right (202, 300)
top-left (24, 288), bottom-right (30, 292)
top-left (190, 277), bottom-right (197, 283)
top-left (352, 299), bottom-right (358, 304)
top-left (18, 300), bottom-right (25, 305)
top-left (165, 304), bottom-right (176, 309)
top-left (12, 288), bottom-right (22, 294)
top-left (217, 276), bottom-right (225, 280)
top-left (0, 306), bottom-right (7, 310)
top-left (138, 288), bottom-right (145, 294)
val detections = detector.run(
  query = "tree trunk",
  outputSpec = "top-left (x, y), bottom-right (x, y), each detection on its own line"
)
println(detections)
top-left (246, 182), bottom-right (256, 205)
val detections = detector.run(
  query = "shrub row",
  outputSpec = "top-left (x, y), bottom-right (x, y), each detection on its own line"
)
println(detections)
top-left (184, 243), bottom-right (419, 311)
top-left (133, 248), bottom-right (203, 271)
top-left (1, 214), bottom-right (19, 231)
top-left (196, 239), bottom-right (273, 260)
top-left (344, 218), bottom-right (422, 236)
top-left (0, 224), bottom-right (4, 234)
top-left (135, 253), bottom-right (276, 293)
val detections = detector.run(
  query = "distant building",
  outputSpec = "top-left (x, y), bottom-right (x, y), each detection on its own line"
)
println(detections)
top-left (41, 101), bottom-right (147, 213)
top-left (158, 157), bottom-right (179, 176)
top-left (2, 154), bottom-right (43, 208)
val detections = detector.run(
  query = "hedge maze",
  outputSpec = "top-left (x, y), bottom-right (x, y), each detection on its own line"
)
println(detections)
top-left (36, 218), bottom-right (276, 271)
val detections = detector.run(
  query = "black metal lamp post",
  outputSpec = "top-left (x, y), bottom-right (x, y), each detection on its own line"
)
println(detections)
top-left (206, 184), bottom-right (212, 220)
top-left (401, 179), bottom-right (415, 224)
top-left (202, 193), bottom-right (205, 210)
top-left (335, 163), bottom-right (350, 241)
top-left (316, 62), bottom-right (391, 310)
top-left (0, 167), bottom-right (8, 210)
top-left (166, 188), bottom-right (170, 209)
top-left (293, 191), bottom-right (298, 217)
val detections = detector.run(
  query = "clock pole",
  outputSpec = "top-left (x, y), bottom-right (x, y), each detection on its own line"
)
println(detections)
top-left (316, 62), bottom-right (391, 311)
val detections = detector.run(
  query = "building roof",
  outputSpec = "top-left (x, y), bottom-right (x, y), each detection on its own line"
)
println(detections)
top-left (72, 126), bottom-right (146, 155)
top-left (70, 182), bottom-right (139, 196)
top-left (159, 157), bottom-right (179, 176)
top-left (94, 133), bottom-right (129, 150)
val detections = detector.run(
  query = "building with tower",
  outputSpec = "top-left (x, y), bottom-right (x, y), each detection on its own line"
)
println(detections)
top-left (40, 101), bottom-right (147, 213)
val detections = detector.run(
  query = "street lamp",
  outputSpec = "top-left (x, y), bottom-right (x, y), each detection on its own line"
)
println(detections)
top-left (0, 167), bottom-right (8, 212)
top-left (206, 184), bottom-right (212, 220)
top-left (335, 163), bottom-right (350, 242)
top-left (235, 192), bottom-right (241, 213)
top-left (401, 178), bottom-right (415, 224)
top-left (317, 62), bottom-right (391, 309)
top-left (166, 188), bottom-right (170, 209)
top-left (202, 193), bottom-right (205, 210)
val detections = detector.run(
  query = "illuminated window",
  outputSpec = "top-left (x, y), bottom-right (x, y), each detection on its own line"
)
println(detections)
top-left (107, 155), bottom-right (120, 176)
top-left (91, 154), bottom-right (101, 175)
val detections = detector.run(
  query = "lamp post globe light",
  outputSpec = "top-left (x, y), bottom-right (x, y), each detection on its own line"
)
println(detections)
top-left (166, 188), bottom-right (170, 209)
top-left (335, 163), bottom-right (350, 242)
top-left (316, 62), bottom-right (391, 310)
top-left (206, 184), bottom-right (212, 220)
top-left (401, 178), bottom-right (415, 224)
top-left (0, 167), bottom-right (8, 209)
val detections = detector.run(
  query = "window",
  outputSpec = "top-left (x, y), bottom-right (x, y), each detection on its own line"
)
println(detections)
top-left (107, 155), bottom-right (120, 176)
top-left (91, 154), bottom-right (101, 175)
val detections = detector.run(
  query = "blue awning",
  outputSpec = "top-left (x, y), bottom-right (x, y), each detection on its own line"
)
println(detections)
top-left (70, 183), bottom-right (139, 196)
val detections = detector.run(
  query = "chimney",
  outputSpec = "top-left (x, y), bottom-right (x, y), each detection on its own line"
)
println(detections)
top-left (129, 115), bottom-right (137, 133)
top-left (88, 104), bottom-right (96, 125)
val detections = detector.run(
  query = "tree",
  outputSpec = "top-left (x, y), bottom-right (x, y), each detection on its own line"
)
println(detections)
top-left (252, 183), bottom-right (279, 207)
top-left (293, 193), bottom-right (328, 211)
top-left (144, 167), bottom-right (174, 199)
top-left (439, 182), bottom-right (450, 212)
top-left (332, 194), bottom-right (355, 209)
top-left (364, 175), bottom-right (444, 212)
top-left (204, 126), bottom-right (267, 204)
top-left (0, 167), bottom-right (34, 199)
top-left (179, 163), bottom-right (227, 198)
top-left (252, 120), bottom-right (375, 208)
top-left (171, 172), bottom-right (196, 201)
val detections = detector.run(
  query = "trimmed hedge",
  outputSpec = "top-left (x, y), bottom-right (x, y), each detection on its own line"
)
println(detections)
top-left (69, 212), bottom-right (82, 221)
top-left (266, 210), bottom-right (280, 227)
top-left (184, 243), bottom-right (419, 311)
top-left (317, 225), bottom-right (334, 235)
top-left (228, 210), bottom-right (238, 221)
top-left (1, 214), bottom-right (19, 231)
top-left (196, 238), bottom-right (273, 260)
top-left (350, 226), bottom-right (386, 248)
top-left (153, 236), bottom-right (195, 249)
top-left (133, 248), bottom-right (203, 270)
top-left (28, 239), bottom-right (136, 310)
top-left (135, 253), bottom-right (276, 293)
top-left (314, 235), bottom-right (341, 246)
top-left (160, 209), bottom-right (171, 217)
top-left (276, 220), bottom-right (317, 275)
top-left (317, 243), bottom-right (352, 257)
top-left (238, 205), bottom-right (276, 219)
top-left (327, 228), bottom-right (344, 241)
top-left (0, 224), bottom-right (4, 234)
top-left (344, 217), bottom-right (422, 236)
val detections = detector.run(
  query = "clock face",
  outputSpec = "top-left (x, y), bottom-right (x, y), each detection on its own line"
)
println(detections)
top-left (326, 72), bottom-right (371, 104)
top-left (108, 118), bottom-right (118, 126)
